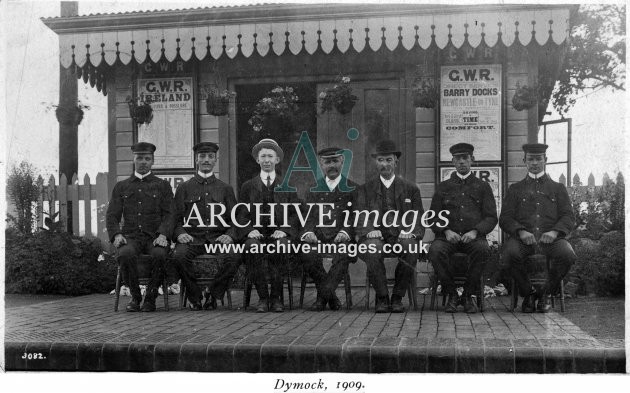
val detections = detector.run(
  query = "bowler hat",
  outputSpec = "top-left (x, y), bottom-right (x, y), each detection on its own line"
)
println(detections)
top-left (318, 147), bottom-right (343, 158)
top-left (193, 142), bottom-right (219, 154)
top-left (131, 142), bottom-right (156, 154)
top-left (522, 143), bottom-right (548, 154)
top-left (371, 139), bottom-right (401, 158)
top-left (252, 138), bottom-right (284, 160)
top-left (449, 143), bottom-right (474, 156)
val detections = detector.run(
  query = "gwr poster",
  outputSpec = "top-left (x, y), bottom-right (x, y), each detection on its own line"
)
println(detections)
top-left (440, 64), bottom-right (502, 161)
top-left (137, 77), bottom-right (194, 169)
top-left (440, 166), bottom-right (502, 244)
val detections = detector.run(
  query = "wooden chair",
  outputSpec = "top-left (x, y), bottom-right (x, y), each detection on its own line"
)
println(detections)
top-left (114, 254), bottom-right (169, 311)
top-left (429, 253), bottom-right (484, 312)
top-left (178, 254), bottom-right (233, 310)
top-left (243, 256), bottom-right (294, 310)
top-left (364, 257), bottom-right (418, 311)
top-left (299, 256), bottom-right (353, 310)
top-left (510, 254), bottom-right (566, 312)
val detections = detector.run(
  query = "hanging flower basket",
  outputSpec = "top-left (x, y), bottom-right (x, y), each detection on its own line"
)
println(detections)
top-left (127, 96), bottom-right (154, 125)
top-left (320, 76), bottom-right (358, 115)
top-left (55, 103), bottom-right (87, 125)
top-left (205, 88), bottom-right (236, 116)
top-left (248, 86), bottom-right (299, 132)
top-left (412, 79), bottom-right (439, 109)
top-left (512, 82), bottom-right (538, 111)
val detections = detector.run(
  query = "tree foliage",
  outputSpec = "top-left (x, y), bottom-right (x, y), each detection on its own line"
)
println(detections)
top-left (6, 161), bottom-right (39, 234)
top-left (552, 4), bottom-right (625, 115)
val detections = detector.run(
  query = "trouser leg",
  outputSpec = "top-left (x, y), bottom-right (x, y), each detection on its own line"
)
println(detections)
top-left (359, 238), bottom-right (388, 298)
top-left (268, 238), bottom-right (290, 299)
top-left (393, 238), bottom-right (417, 298)
top-left (144, 242), bottom-right (168, 304)
top-left (118, 239), bottom-right (142, 302)
top-left (542, 238), bottom-right (577, 294)
top-left (301, 248), bottom-right (327, 295)
top-left (243, 238), bottom-right (269, 300)
top-left (428, 239), bottom-right (457, 294)
top-left (207, 252), bottom-right (241, 299)
top-left (321, 244), bottom-right (353, 299)
top-left (502, 237), bottom-right (534, 296)
top-left (172, 243), bottom-right (203, 304)
top-left (462, 238), bottom-right (490, 295)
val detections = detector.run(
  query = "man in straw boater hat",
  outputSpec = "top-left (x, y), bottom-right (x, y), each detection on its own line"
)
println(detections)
top-left (300, 147), bottom-right (358, 311)
top-left (356, 139), bottom-right (425, 313)
top-left (500, 143), bottom-right (576, 313)
top-left (427, 143), bottom-right (497, 313)
top-left (106, 142), bottom-right (174, 312)
top-left (238, 138), bottom-right (300, 313)
top-left (172, 142), bottom-right (240, 311)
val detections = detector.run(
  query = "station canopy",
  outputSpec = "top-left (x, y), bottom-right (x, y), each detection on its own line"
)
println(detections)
top-left (43, 4), bottom-right (572, 93)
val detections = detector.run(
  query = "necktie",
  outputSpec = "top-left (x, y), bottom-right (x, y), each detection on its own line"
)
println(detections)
top-left (266, 175), bottom-right (272, 189)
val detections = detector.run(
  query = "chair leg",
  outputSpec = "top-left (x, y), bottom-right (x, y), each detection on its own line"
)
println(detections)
top-left (478, 276), bottom-right (484, 313)
top-left (299, 268), bottom-right (307, 309)
top-left (344, 271), bottom-right (352, 310)
top-left (244, 278), bottom-right (252, 310)
top-left (511, 278), bottom-right (518, 312)
top-left (365, 274), bottom-right (370, 310)
top-left (114, 266), bottom-right (122, 312)
top-left (163, 280), bottom-right (169, 311)
top-left (180, 286), bottom-right (187, 310)
top-left (287, 272), bottom-right (294, 310)
top-left (429, 275), bottom-right (438, 311)
top-left (410, 273), bottom-right (418, 311)
top-left (226, 286), bottom-right (233, 310)
top-left (560, 279), bottom-right (565, 312)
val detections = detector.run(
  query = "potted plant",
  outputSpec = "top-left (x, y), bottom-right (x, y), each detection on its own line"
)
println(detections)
top-left (127, 96), bottom-right (154, 125)
top-left (204, 86), bottom-right (236, 116)
top-left (54, 101), bottom-right (89, 125)
top-left (248, 86), bottom-right (299, 132)
top-left (412, 78), bottom-right (439, 109)
top-left (512, 82), bottom-right (538, 111)
top-left (319, 76), bottom-right (358, 115)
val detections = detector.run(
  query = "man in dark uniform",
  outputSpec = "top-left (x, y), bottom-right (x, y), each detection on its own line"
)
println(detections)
top-left (106, 142), bottom-right (174, 312)
top-left (300, 147), bottom-right (358, 311)
top-left (172, 142), bottom-right (239, 311)
top-left (427, 143), bottom-right (498, 313)
top-left (239, 138), bottom-right (300, 313)
top-left (356, 139), bottom-right (425, 313)
top-left (500, 143), bottom-right (576, 313)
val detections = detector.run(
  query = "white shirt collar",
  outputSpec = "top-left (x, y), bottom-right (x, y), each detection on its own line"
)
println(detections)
top-left (197, 171), bottom-right (214, 179)
top-left (260, 171), bottom-right (276, 183)
top-left (528, 172), bottom-right (546, 179)
top-left (326, 176), bottom-right (341, 191)
top-left (134, 171), bottom-right (151, 179)
top-left (380, 175), bottom-right (395, 189)
top-left (456, 171), bottom-right (472, 180)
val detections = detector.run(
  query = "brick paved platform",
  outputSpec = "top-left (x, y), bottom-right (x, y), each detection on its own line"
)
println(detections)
top-left (4, 288), bottom-right (625, 373)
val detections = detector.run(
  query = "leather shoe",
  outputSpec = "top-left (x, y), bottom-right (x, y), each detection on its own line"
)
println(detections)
top-left (445, 293), bottom-right (458, 313)
top-left (390, 295), bottom-right (404, 313)
top-left (189, 302), bottom-right (203, 311)
top-left (328, 295), bottom-right (342, 311)
top-left (140, 301), bottom-right (156, 312)
top-left (536, 295), bottom-right (552, 313)
top-left (256, 299), bottom-right (268, 313)
top-left (203, 295), bottom-right (217, 310)
top-left (309, 296), bottom-right (326, 311)
top-left (375, 296), bottom-right (389, 313)
top-left (463, 296), bottom-right (478, 314)
top-left (126, 299), bottom-right (140, 312)
top-left (271, 299), bottom-right (284, 313)
top-left (521, 294), bottom-right (536, 313)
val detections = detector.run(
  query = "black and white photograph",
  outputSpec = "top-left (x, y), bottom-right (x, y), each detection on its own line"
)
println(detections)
top-left (1, 0), bottom-right (627, 390)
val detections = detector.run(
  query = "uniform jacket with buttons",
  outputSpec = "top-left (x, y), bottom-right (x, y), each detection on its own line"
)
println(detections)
top-left (106, 173), bottom-right (174, 242)
top-left (499, 174), bottom-right (575, 238)
top-left (300, 176), bottom-right (358, 240)
top-left (355, 176), bottom-right (425, 239)
top-left (237, 174), bottom-right (301, 240)
top-left (430, 172), bottom-right (498, 238)
top-left (173, 174), bottom-right (238, 241)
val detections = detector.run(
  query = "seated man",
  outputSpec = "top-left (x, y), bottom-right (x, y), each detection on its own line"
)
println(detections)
top-left (500, 143), bottom-right (576, 313)
top-left (356, 139), bottom-right (425, 313)
top-left (300, 147), bottom-right (358, 311)
top-left (106, 142), bottom-right (174, 312)
top-left (239, 138), bottom-right (300, 313)
top-left (172, 142), bottom-right (240, 311)
top-left (427, 143), bottom-right (497, 313)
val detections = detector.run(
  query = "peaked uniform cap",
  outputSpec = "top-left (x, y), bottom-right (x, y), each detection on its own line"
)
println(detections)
top-left (318, 147), bottom-right (343, 158)
top-left (449, 143), bottom-right (474, 156)
top-left (193, 142), bottom-right (219, 154)
top-left (131, 142), bottom-right (156, 154)
top-left (522, 143), bottom-right (549, 154)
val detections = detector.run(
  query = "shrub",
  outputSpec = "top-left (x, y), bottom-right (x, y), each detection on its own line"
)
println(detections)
top-left (6, 161), bottom-right (39, 234)
top-left (5, 228), bottom-right (118, 295)
top-left (569, 231), bottom-right (625, 296)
